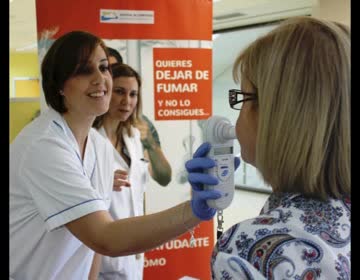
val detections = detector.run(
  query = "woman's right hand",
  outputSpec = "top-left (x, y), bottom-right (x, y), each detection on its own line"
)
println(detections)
top-left (113, 169), bottom-right (131, 191)
top-left (185, 142), bottom-right (221, 220)
top-left (137, 120), bottom-right (156, 150)
top-left (185, 142), bottom-right (241, 220)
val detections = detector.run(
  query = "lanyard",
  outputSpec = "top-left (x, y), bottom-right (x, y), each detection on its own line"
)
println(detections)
top-left (217, 210), bottom-right (224, 240)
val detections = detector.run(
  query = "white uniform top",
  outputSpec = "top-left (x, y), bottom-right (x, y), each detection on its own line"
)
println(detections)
top-left (10, 108), bottom-right (114, 280)
top-left (97, 126), bottom-right (149, 280)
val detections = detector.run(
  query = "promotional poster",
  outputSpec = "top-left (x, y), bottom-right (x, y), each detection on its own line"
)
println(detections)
top-left (35, 0), bottom-right (214, 279)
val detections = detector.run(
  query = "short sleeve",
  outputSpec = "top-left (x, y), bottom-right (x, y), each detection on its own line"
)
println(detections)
top-left (19, 136), bottom-right (108, 231)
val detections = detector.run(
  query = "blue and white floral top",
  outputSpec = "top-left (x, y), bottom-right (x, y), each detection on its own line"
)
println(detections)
top-left (211, 193), bottom-right (351, 280)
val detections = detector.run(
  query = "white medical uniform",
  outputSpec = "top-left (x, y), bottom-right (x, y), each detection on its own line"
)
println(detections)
top-left (10, 108), bottom-right (114, 280)
top-left (97, 126), bottom-right (149, 280)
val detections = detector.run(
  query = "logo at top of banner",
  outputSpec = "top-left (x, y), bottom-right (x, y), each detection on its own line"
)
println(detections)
top-left (100, 9), bottom-right (154, 24)
top-left (36, 0), bottom-right (212, 40)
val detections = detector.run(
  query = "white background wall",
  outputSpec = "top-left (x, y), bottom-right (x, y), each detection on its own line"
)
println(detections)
top-left (312, 0), bottom-right (350, 26)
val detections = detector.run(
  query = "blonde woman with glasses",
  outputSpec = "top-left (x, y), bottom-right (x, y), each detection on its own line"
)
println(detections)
top-left (186, 16), bottom-right (350, 279)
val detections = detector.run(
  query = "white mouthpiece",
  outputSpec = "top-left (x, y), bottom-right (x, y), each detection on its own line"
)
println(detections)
top-left (204, 116), bottom-right (236, 143)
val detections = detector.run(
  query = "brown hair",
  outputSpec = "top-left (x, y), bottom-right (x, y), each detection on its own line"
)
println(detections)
top-left (93, 63), bottom-right (143, 137)
top-left (41, 30), bottom-right (109, 113)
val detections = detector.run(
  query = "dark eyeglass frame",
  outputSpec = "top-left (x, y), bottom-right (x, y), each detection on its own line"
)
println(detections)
top-left (228, 89), bottom-right (257, 110)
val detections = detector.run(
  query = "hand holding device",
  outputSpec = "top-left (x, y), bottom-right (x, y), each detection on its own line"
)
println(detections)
top-left (186, 141), bottom-right (240, 212)
top-left (186, 142), bottom-right (221, 220)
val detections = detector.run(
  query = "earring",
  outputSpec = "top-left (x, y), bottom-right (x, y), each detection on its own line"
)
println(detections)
top-left (59, 90), bottom-right (64, 95)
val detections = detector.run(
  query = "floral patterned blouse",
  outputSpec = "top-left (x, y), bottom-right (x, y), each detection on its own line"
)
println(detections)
top-left (211, 193), bottom-right (351, 280)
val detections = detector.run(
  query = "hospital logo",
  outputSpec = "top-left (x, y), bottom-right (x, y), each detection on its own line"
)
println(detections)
top-left (100, 9), bottom-right (154, 24)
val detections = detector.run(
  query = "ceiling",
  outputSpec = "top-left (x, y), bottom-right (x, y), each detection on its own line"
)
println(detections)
top-left (9, 0), bottom-right (316, 52)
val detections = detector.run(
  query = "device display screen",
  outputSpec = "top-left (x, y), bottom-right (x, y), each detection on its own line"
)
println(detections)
top-left (214, 146), bottom-right (233, 155)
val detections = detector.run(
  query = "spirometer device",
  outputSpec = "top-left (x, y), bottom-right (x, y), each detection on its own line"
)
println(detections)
top-left (203, 115), bottom-right (237, 210)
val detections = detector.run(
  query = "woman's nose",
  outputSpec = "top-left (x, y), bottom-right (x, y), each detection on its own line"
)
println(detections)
top-left (91, 69), bottom-right (105, 85)
top-left (120, 93), bottom-right (131, 104)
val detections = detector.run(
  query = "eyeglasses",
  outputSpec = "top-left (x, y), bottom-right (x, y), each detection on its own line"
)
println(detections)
top-left (228, 89), bottom-right (257, 110)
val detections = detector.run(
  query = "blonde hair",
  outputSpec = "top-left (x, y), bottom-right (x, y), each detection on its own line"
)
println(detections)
top-left (233, 16), bottom-right (350, 200)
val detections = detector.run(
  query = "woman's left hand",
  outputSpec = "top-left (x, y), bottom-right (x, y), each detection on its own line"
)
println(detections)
top-left (113, 169), bottom-right (131, 191)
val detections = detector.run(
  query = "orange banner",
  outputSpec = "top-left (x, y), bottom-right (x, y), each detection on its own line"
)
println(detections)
top-left (36, 0), bottom-right (212, 40)
top-left (144, 220), bottom-right (214, 280)
top-left (154, 48), bottom-right (212, 121)
top-left (36, 0), bottom-right (214, 278)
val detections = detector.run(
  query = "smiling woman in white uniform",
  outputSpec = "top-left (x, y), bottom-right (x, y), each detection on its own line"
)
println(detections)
top-left (93, 63), bottom-right (149, 280)
top-left (9, 30), bottom-right (224, 280)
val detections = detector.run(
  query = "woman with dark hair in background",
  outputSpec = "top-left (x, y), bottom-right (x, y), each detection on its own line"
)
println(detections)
top-left (106, 47), bottom-right (172, 187)
top-left (92, 63), bottom-right (148, 279)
